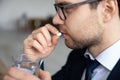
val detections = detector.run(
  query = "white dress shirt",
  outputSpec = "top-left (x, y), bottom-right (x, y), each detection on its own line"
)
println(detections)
top-left (81, 40), bottom-right (120, 80)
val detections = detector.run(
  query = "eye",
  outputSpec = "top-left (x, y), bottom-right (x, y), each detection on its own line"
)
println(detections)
top-left (64, 6), bottom-right (77, 14)
top-left (64, 8), bottom-right (74, 14)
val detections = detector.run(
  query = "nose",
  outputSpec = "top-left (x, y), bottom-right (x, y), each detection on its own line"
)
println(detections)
top-left (52, 13), bottom-right (64, 25)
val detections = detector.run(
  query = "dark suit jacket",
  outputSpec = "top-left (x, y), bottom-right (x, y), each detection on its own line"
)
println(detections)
top-left (52, 49), bottom-right (120, 80)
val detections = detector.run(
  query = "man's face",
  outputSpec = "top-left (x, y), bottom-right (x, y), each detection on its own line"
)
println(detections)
top-left (53, 0), bottom-right (104, 49)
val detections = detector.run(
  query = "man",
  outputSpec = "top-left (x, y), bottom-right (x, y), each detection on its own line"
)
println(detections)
top-left (3, 0), bottom-right (120, 80)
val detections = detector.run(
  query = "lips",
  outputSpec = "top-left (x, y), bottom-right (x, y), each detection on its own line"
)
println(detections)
top-left (59, 28), bottom-right (68, 38)
top-left (60, 32), bottom-right (68, 39)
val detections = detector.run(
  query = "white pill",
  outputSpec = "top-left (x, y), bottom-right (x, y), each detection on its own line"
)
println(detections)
top-left (57, 32), bottom-right (62, 37)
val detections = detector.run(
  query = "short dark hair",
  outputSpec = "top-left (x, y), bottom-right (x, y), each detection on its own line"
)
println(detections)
top-left (89, 0), bottom-right (120, 17)
top-left (117, 0), bottom-right (120, 17)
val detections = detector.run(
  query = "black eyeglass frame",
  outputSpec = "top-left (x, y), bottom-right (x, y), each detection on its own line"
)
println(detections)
top-left (54, 0), bottom-right (99, 21)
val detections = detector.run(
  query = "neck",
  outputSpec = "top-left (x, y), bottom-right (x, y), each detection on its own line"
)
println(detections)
top-left (88, 21), bottom-right (120, 58)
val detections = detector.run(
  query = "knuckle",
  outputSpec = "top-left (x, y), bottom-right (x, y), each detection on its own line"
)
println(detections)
top-left (45, 24), bottom-right (51, 27)
top-left (24, 38), bottom-right (31, 45)
top-left (36, 33), bottom-right (41, 39)
top-left (23, 39), bottom-right (27, 44)
top-left (41, 26), bottom-right (46, 30)
top-left (32, 31), bottom-right (35, 34)
top-left (33, 40), bottom-right (37, 45)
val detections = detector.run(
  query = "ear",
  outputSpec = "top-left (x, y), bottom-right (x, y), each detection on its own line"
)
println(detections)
top-left (102, 0), bottom-right (117, 22)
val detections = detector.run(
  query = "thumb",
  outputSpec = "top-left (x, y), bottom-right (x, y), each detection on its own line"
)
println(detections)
top-left (39, 69), bottom-right (51, 80)
top-left (52, 34), bottom-right (59, 46)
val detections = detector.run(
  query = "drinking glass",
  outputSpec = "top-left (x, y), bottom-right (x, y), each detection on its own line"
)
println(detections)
top-left (12, 54), bottom-right (43, 77)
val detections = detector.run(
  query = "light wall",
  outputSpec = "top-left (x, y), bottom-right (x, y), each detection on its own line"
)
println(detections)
top-left (0, 0), bottom-right (55, 30)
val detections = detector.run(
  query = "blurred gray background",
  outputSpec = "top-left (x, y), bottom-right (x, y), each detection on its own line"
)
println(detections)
top-left (0, 0), bottom-right (72, 75)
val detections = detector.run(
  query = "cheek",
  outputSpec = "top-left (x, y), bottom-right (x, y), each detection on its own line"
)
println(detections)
top-left (65, 11), bottom-right (92, 38)
top-left (65, 18), bottom-right (88, 40)
top-left (66, 14), bottom-right (100, 41)
top-left (65, 22), bottom-right (80, 38)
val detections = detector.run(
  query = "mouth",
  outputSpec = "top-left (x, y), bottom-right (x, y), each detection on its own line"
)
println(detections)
top-left (60, 32), bottom-right (68, 39)
top-left (59, 28), bottom-right (68, 38)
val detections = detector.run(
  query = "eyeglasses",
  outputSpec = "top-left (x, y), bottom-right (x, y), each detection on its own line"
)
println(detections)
top-left (54, 0), bottom-right (99, 21)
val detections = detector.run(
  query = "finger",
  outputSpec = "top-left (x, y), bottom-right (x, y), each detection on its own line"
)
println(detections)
top-left (8, 67), bottom-right (40, 80)
top-left (33, 32), bottom-right (48, 49)
top-left (24, 35), bottom-right (33, 49)
top-left (39, 69), bottom-right (51, 80)
top-left (45, 24), bottom-right (60, 46)
top-left (33, 24), bottom-right (59, 46)
top-left (52, 35), bottom-right (59, 46)
top-left (45, 24), bottom-right (59, 35)
top-left (3, 75), bottom-right (16, 80)
top-left (32, 24), bottom-right (59, 35)
top-left (39, 26), bottom-right (52, 46)
top-left (24, 35), bottom-right (46, 54)
top-left (32, 40), bottom-right (46, 54)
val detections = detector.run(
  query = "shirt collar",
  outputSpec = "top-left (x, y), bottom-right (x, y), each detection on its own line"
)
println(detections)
top-left (84, 40), bottom-right (120, 71)
top-left (84, 50), bottom-right (95, 60)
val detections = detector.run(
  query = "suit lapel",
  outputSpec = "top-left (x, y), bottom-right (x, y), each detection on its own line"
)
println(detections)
top-left (107, 59), bottom-right (120, 80)
top-left (70, 56), bottom-right (87, 80)
top-left (69, 49), bottom-right (87, 80)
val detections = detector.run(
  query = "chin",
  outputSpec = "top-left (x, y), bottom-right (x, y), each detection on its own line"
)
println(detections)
top-left (65, 39), bottom-right (88, 49)
top-left (65, 40), bottom-right (80, 49)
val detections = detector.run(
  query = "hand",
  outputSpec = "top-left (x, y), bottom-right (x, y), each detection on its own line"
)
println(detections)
top-left (24, 24), bottom-right (60, 60)
top-left (3, 67), bottom-right (51, 80)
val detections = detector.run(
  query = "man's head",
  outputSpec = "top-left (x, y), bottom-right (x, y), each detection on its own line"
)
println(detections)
top-left (53, 0), bottom-right (120, 49)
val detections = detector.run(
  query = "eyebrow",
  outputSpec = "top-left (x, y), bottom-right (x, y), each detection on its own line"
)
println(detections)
top-left (55, 1), bottom-right (72, 5)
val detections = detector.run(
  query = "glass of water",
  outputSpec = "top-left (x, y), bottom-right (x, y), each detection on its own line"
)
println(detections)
top-left (12, 54), bottom-right (43, 77)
